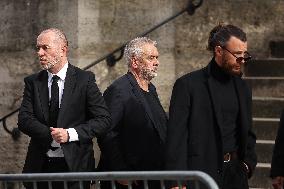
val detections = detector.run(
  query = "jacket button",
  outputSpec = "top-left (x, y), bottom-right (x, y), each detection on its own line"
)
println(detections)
top-left (217, 169), bottom-right (222, 174)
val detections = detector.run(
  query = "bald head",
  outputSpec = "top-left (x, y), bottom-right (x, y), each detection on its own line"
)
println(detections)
top-left (36, 28), bottom-right (68, 73)
top-left (38, 28), bottom-right (68, 48)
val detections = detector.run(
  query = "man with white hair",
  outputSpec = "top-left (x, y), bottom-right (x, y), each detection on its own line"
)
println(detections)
top-left (98, 37), bottom-right (167, 189)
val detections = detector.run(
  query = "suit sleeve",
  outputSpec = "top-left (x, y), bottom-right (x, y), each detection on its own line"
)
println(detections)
top-left (271, 110), bottom-right (284, 178)
top-left (98, 84), bottom-right (129, 171)
top-left (74, 72), bottom-right (111, 143)
top-left (18, 77), bottom-right (52, 144)
top-left (165, 77), bottom-right (190, 171)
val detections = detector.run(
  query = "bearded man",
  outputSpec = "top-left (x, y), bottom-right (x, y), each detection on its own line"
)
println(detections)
top-left (165, 24), bottom-right (257, 189)
top-left (18, 28), bottom-right (111, 189)
top-left (98, 37), bottom-right (168, 189)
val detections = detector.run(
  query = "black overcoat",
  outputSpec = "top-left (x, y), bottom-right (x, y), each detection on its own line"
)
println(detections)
top-left (165, 59), bottom-right (257, 187)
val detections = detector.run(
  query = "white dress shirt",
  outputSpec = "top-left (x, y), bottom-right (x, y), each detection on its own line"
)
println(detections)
top-left (46, 63), bottom-right (79, 157)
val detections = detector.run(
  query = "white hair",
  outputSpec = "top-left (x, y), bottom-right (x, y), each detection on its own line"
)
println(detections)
top-left (124, 37), bottom-right (157, 68)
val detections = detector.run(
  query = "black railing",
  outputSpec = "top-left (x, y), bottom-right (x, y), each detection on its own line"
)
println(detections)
top-left (0, 108), bottom-right (20, 140)
top-left (0, 0), bottom-right (203, 140)
top-left (0, 171), bottom-right (219, 189)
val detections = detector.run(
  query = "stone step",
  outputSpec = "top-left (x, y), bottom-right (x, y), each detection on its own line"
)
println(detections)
top-left (255, 140), bottom-right (274, 164)
top-left (249, 163), bottom-right (272, 189)
top-left (252, 97), bottom-right (284, 118)
top-left (244, 59), bottom-right (284, 77)
top-left (253, 118), bottom-right (280, 141)
top-left (245, 77), bottom-right (284, 97)
top-left (269, 41), bottom-right (284, 58)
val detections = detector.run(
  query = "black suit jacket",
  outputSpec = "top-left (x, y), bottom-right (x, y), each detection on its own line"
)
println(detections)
top-left (165, 59), bottom-right (257, 186)
top-left (98, 72), bottom-right (167, 171)
top-left (271, 110), bottom-right (284, 178)
top-left (18, 64), bottom-right (111, 173)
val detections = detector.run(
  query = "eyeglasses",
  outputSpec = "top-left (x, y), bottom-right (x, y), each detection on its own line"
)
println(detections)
top-left (222, 47), bottom-right (252, 62)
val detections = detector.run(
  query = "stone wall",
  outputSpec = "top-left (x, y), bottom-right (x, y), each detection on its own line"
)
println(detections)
top-left (0, 0), bottom-right (79, 174)
top-left (0, 0), bottom-right (284, 174)
top-left (77, 0), bottom-right (176, 108)
top-left (174, 0), bottom-right (284, 78)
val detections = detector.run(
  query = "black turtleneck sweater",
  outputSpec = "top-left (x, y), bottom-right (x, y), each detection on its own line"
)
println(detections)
top-left (142, 89), bottom-right (167, 139)
top-left (211, 60), bottom-right (239, 154)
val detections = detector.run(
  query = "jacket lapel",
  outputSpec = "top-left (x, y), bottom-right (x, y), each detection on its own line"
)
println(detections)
top-left (234, 76), bottom-right (249, 152)
top-left (57, 64), bottom-right (76, 128)
top-left (206, 61), bottom-right (224, 133)
top-left (36, 71), bottom-right (49, 123)
top-left (149, 84), bottom-right (167, 141)
top-left (126, 72), bottom-right (164, 140)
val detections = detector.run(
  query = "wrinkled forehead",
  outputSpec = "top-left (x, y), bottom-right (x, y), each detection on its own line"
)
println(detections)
top-left (37, 31), bottom-right (57, 46)
top-left (141, 43), bottom-right (158, 55)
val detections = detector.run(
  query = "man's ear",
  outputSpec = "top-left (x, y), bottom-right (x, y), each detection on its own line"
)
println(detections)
top-left (215, 46), bottom-right (223, 58)
top-left (60, 46), bottom-right (68, 57)
top-left (131, 57), bottom-right (139, 69)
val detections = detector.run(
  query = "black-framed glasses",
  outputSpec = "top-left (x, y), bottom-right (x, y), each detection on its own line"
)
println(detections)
top-left (222, 47), bottom-right (252, 62)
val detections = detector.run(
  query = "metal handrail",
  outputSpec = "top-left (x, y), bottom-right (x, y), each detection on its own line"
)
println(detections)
top-left (83, 0), bottom-right (203, 70)
top-left (0, 0), bottom-right (203, 140)
top-left (0, 108), bottom-right (20, 140)
top-left (0, 171), bottom-right (219, 189)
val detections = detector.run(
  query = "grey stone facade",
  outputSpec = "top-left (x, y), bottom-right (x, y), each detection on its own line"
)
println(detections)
top-left (0, 0), bottom-right (284, 176)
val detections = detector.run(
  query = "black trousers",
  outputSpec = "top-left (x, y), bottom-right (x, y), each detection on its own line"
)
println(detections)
top-left (24, 157), bottom-right (90, 189)
top-left (221, 159), bottom-right (249, 189)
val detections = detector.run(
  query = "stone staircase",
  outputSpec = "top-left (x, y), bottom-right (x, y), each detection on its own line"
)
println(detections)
top-left (244, 50), bottom-right (284, 188)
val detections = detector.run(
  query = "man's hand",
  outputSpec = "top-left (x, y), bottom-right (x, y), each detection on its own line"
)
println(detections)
top-left (50, 127), bottom-right (69, 143)
top-left (171, 186), bottom-right (186, 189)
top-left (272, 176), bottom-right (284, 189)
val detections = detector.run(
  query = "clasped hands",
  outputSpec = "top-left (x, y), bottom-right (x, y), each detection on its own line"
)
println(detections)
top-left (50, 127), bottom-right (69, 143)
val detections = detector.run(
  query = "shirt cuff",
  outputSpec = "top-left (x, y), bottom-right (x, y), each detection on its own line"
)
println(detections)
top-left (66, 128), bottom-right (79, 142)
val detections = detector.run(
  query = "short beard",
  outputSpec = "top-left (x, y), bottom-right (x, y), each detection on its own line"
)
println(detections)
top-left (140, 67), bottom-right (157, 81)
top-left (221, 56), bottom-right (241, 76)
top-left (40, 57), bottom-right (60, 71)
top-left (41, 62), bottom-right (54, 70)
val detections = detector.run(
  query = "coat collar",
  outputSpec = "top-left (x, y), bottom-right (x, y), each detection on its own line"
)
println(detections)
top-left (36, 70), bottom-right (49, 123)
top-left (57, 64), bottom-right (76, 128)
top-left (126, 72), bottom-right (166, 141)
top-left (126, 72), bottom-right (156, 124)
top-left (35, 64), bottom-right (76, 126)
top-left (205, 59), bottom-right (248, 136)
